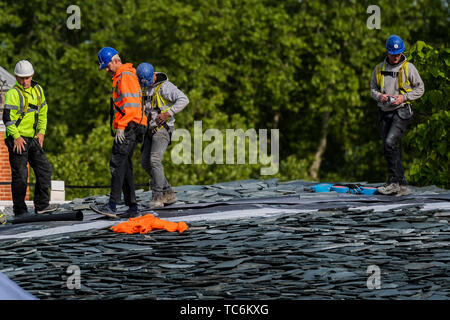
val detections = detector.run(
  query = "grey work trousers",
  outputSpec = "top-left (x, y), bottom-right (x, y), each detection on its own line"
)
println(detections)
top-left (141, 126), bottom-right (173, 197)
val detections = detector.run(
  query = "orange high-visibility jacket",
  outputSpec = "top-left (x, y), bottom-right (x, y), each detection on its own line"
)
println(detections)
top-left (112, 63), bottom-right (147, 130)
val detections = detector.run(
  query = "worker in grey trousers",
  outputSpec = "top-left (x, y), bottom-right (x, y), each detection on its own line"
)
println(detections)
top-left (136, 63), bottom-right (189, 208)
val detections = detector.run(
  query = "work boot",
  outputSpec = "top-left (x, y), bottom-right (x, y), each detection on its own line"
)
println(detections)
top-left (125, 211), bottom-right (142, 218)
top-left (377, 182), bottom-right (401, 195)
top-left (396, 185), bottom-right (412, 197)
top-left (149, 195), bottom-right (164, 209)
top-left (121, 204), bottom-right (142, 218)
top-left (36, 204), bottom-right (58, 214)
top-left (90, 202), bottom-right (117, 215)
top-left (162, 191), bottom-right (177, 205)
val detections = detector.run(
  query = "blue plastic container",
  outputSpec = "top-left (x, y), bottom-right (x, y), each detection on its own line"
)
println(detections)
top-left (359, 186), bottom-right (377, 195)
top-left (311, 183), bottom-right (333, 193)
top-left (330, 185), bottom-right (350, 193)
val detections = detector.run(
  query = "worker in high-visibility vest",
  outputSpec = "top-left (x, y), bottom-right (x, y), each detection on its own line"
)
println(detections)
top-left (3, 60), bottom-right (58, 216)
top-left (94, 47), bottom-right (147, 217)
top-left (136, 63), bottom-right (189, 208)
top-left (370, 35), bottom-right (425, 196)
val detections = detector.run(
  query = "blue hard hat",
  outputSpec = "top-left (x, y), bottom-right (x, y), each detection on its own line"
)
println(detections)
top-left (386, 35), bottom-right (405, 55)
top-left (136, 62), bottom-right (154, 87)
top-left (98, 47), bottom-right (118, 70)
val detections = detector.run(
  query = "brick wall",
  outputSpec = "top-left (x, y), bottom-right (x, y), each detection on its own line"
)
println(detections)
top-left (0, 107), bottom-right (30, 201)
top-left (0, 129), bottom-right (13, 200)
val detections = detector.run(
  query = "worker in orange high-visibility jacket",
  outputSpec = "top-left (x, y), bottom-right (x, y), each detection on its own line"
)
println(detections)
top-left (94, 47), bottom-right (147, 218)
top-left (111, 63), bottom-right (146, 132)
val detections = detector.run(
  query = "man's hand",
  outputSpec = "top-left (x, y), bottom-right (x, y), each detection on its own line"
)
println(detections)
top-left (391, 94), bottom-right (405, 107)
top-left (13, 136), bottom-right (26, 154)
top-left (36, 133), bottom-right (45, 148)
top-left (379, 94), bottom-right (390, 103)
top-left (156, 112), bottom-right (170, 125)
top-left (115, 129), bottom-right (125, 144)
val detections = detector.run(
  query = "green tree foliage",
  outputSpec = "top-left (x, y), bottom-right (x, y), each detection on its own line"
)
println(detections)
top-left (0, 0), bottom-right (448, 199)
top-left (403, 42), bottom-right (449, 187)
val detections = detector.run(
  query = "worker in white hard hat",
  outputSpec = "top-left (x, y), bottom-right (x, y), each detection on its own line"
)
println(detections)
top-left (3, 60), bottom-right (58, 217)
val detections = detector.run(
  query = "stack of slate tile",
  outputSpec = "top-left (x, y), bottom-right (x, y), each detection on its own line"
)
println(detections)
top-left (0, 178), bottom-right (449, 299)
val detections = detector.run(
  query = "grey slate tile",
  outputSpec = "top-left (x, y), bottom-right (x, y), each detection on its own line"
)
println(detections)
top-left (158, 263), bottom-right (195, 269)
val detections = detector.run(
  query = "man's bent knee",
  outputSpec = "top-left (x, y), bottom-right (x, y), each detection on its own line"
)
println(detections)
top-left (150, 152), bottom-right (164, 168)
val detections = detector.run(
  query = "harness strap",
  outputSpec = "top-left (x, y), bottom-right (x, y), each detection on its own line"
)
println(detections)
top-left (376, 62), bottom-right (386, 94)
top-left (13, 83), bottom-right (43, 130)
top-left (398, 61), bottom-right (412, 94)
top-left (110, 97), bottom-right (125, 137)
top-left (150, 83), bottom-right (172, 144)
top-left (381, 71), bottom-right (398, 77)
top-left (376, 60), bottom-right (412, 95)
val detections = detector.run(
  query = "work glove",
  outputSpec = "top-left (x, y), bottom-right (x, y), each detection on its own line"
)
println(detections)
top-left (115, 129), bottom-right (125, 144)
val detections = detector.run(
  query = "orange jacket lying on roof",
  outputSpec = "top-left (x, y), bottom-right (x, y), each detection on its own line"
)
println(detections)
top-left (111, 214), bottom-right (188, 234)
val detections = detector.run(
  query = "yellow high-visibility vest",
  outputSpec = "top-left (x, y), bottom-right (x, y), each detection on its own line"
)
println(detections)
top-left (150, 83), bottom-right (172, 132)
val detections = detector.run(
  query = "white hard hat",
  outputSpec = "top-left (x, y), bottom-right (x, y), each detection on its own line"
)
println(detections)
top-left (14, 60), bottom-right (34, 77)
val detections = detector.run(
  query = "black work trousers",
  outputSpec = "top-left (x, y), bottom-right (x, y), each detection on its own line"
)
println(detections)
top-left (379, 108), bottom-right (412, 185)
top-left (109, 121), bottom-right (145, 206)
top-left (5, 136), bottom-right (52, 214)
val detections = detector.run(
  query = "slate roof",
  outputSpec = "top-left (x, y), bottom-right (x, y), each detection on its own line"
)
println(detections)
top-left (0, 179), bottom-right (449, 300)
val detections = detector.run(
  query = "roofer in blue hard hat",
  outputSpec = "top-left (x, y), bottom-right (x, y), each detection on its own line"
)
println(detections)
top-left (98, 46), bottom-right (118, 70)
top-left (370, 35), bottom-right (425, 196)
top-left (136, 63), bottom-right (189, 208)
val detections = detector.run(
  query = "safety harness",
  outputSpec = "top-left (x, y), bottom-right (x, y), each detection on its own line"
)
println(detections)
top-left (376, 60), bottom-right (413, 95)
top-left (306, 183), bottom-right (378, 195)
top-left (11, 81), bottom-right (44, 136)
top-left (148, 82), bottom-right (172, 144)
top-left (376, 59), bottom-right (415, 119)
top-left (110, 96), bottom-right (124, 137)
